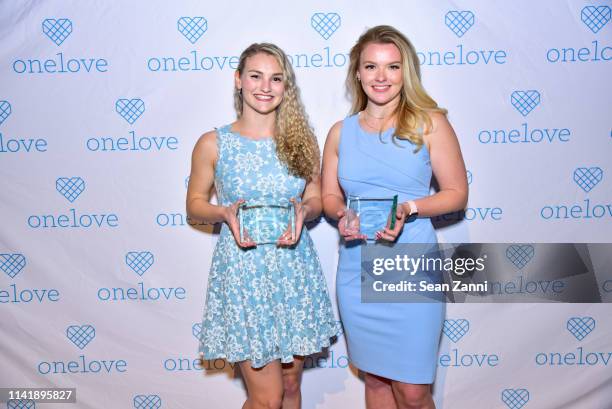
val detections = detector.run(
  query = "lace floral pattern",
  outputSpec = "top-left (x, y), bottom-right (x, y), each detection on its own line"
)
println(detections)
top-left (199, 125), bottom-right (340, 368)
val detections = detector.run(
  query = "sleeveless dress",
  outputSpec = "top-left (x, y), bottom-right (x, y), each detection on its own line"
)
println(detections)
top-left (336, 114), bottom-right (445, 383)
top-left (199, 125), bottom-right (340, 368)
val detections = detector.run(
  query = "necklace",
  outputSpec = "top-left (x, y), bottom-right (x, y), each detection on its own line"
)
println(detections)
top-left (363, 109), bottom-right (392, 120)
top-left (362, 110), bottom-right (395, 138)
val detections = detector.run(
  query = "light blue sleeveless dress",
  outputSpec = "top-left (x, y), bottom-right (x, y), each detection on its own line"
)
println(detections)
top-left (199, 125), bottom-right (340, 368)
top-left (337, 114), bottom-right (445, 383)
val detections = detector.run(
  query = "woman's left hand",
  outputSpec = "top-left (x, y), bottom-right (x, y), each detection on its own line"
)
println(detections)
top-left (375, 205), bottom-right (406, 242)
top-left (277, 198), bottom-right (307, 246)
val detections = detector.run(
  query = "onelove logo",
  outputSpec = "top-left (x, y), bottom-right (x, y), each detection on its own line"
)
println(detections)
top-left (0, 101), bottom-right (49, 154)
top-left (540, 166), bottom-right (610, 220)
top-left (433, 171), bottom-right (503, 222)
top-left (13, 18), bottom-right (109, 75)
top-left (1, 253), bottom-right (60, 304)
top-left (97, 251), bottom-right (186, 302)
top-left (146, 15), bottom-right (241, 73)
top-left (535, 317), bottom-right (611, 366)
top-left (27, 177), bottom-right (120, 228)
top-left (146, 14), bottom-right (349, 73)
top-left (477, 90), bottom-right (572, 145)
top-left (37, 325), bottom-right (128, 374)
top-left (438, 319), bottom-right (500, 368)
top-left (177, 17), bottom-right (207, 44)
top-left (488, 245), bottom-right (567, 296)
top-left (311, 12), bottom-right (341, 40)
top-left (133, 395), bottom-right (162, 409)
top-left (546, 5), bottom-right (610, 63)
top-left (501, 388), bottom-right (530, 409)
top-left (417, 10), bottom-right (508, 67)
top-left (85, 98), bottom-right (179, 152)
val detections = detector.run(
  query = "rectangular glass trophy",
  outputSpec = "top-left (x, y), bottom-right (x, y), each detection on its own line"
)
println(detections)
top-left (238, 202), bottom-right (296, 245)
top-left (345, 195), bottom-right (398, 240)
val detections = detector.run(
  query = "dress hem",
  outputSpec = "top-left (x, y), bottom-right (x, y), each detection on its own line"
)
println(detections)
top-left (199, 336), bottom-right (339, 369)
top-left (350, 358), bottom-right (436, 384)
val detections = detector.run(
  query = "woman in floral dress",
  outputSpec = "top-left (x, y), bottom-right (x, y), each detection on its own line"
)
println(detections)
top-left (186, 43), bottom-right (339, 409)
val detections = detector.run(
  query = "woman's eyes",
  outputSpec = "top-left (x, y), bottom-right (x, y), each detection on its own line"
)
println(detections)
top-left (249, 74), bottom-right (283, 82)
top-left (364, 64), bottom-right (401, 70)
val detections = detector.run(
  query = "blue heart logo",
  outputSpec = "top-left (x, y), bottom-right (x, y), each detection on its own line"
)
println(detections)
top-left (445, 11), bottom-right (475, 37)
top-left (7, 400), bottom-right (36, 409)
top-left (511, 90), bottom-right (540, 116)
top-left (0, 253), bottom-right (26, 278)
top-left (311, 13), bottom-right (341, 40)
top-left (192, 323), bottom-right (202, 340)
top-left (502, 389), bottom-right (530, 409)
top-left (126, 251), bottom-right (154, 276)
top-left (442, 319), bottom-right (469, 342)
top-left (567, 317), bottom-right (596, 341)
top-left (0, 100), bottom-right (11, 125)
top-left (466, 170), bottom-right (473, 185)
top-left (177, 17), bottom-right (208, 44)
top-left (506, 245), bottom-right (534, 269)
top-left (56, 177), bottom-right (85, 203)
top-left (116, 99), bottom-right (145, 125)
top-left (66, 324), bottom-right (95, 349)
top-left (133, 395), bottom-right (162, 409)
top-left (573, 167), bottom-right (603, 192)
top-left (42, 18), bottom-right (73, 46)
top-left (581, 6), bottom-right (611, 33)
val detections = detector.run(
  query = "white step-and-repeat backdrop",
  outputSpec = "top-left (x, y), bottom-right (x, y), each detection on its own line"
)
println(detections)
top-left (1, 1), bottom-right (611, 408)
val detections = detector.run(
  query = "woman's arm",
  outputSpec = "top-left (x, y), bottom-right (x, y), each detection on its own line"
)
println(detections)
top-left (277, 166), bottom-right (323, 246)
top-left (321, 121), bottom-right (346, 220)
top-left (321, 120), bottom-right (366, 241)
top-left (408, 112), bottom-right (468, 217)
top-left (186, 131), bottom-right (225, 223)
top-left (186, 130), bottom-right (255, 247)
top-left (299, 167), bottom-right (323, 222)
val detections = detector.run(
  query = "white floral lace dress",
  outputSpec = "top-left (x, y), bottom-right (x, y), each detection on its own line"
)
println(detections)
top-left (199, 125), bottom-right (340, 368)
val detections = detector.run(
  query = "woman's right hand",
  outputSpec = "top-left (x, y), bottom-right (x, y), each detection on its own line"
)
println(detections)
top-left (337, 208), bottom-right (366, 241)
top-left (224, 199), bottom-right (256, 248)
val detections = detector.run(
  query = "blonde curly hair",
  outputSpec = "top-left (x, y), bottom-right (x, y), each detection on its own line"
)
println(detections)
top-left (234, 43), bottom-right (319, 180)
top-left (347, 25), bottom-right (447, 148)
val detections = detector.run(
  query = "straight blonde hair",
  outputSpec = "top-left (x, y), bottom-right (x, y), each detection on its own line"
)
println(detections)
top-left (346, 25), bottom-right (447, 147)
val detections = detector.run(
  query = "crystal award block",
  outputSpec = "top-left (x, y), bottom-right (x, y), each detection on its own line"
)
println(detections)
top-left (345, 195), bottom-right (398, 240)
top-left (238, 202), bottom-right (296, 245)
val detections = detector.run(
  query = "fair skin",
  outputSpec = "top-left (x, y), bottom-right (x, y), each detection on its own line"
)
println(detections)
top-left (321, 42), bottom-right (468, 409)
top-left (186, 52), bottom-right (320, 409)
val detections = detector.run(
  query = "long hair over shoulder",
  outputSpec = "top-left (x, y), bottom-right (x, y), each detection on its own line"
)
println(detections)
top-left (346, 25), bottom-right (447, 147)
top-left (234, 43), bottom-right (319, 179)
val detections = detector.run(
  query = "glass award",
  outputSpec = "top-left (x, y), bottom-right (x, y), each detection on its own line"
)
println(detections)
top-left (345, 195), bottom-right (398, 240)
top-left (238, 202), bottom-right (296, 245)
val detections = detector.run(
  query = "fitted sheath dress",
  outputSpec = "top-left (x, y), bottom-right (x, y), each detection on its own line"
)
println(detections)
top-left (336, 114), bottom-right (445, 383)
top-left (199, 125), bottom-right (340, 368)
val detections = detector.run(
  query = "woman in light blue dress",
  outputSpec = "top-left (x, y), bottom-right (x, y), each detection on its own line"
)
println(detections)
top-left (187, 43), bottom-right (339, 409)
top-left (322, 26), bottom-right (468, 408)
